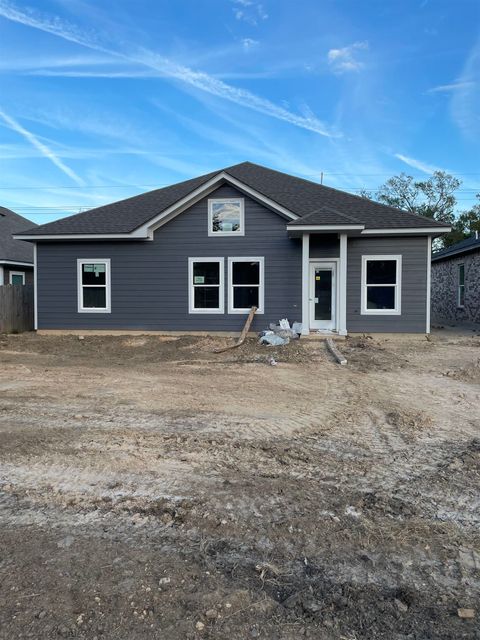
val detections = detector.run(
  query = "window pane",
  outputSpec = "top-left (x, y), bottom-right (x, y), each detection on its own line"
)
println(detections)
top-left (366, 260), bottom-right (397, 285)
top-left (366, 286), bottom-right (395, 310)
top-left (211, 200), bottom-right (241, 232)
top-left (83, 287), bottom-right (106, 308)
top-left (11, 274), bottom-right (24, 285)
top-left (193, 262), bottom-right (219, 285)
top-left (194, 286), bottom-right (219, 309)
top-left (459, 285), bottom-right (465, 307)
top-left (458, 264), bottom-right (465, 286)
top-left (232, 261), bottom-right (259, 285)
top-left (82, 263), bottom-right (106, 285)
top-left (233, 286), bottom-right (259, 309)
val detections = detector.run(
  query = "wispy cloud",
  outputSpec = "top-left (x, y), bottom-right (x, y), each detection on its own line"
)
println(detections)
top-left (394, 153), bottom-right (441, 174)
top-left (0, 1), bottom-right (336, 137)
top-left (241, 37), bottom-right (259, 51)
top-left (327, 41), bottom-right (368, 74)
top-left (427, 81), bottom-right (475, 93)
top-left (0, 108), bottom-right (85, 184)
top-left (232, 0), bottom-right (268, 25)
top-left (450, 38), bottom-right (480, 139)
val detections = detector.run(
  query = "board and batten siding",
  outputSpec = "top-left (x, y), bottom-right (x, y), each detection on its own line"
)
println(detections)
top-left (346, 236), bottom-right (429, 332)
top-left (36, 185), bottom-right (302, 331)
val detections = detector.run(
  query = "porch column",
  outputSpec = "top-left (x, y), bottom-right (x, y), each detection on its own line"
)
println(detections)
top-left (0, 265), bottom-right (4, 286)
top-left (338, 233), bottom-right (347, 335)
top-left (301, 233), bottom-right (310, 335)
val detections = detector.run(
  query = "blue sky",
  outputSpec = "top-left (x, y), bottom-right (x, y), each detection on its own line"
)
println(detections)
top-left (0, 0), bottom-right (479, 225)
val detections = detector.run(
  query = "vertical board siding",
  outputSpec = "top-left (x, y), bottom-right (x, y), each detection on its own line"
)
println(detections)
top-left (347, 236), bottom-right (428, 332)
top-left (37, 185), bottom-right (302, 331)
top-left (0, 284), bottom-right (34, 332)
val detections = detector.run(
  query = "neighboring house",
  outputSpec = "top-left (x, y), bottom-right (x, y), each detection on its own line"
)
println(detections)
top-left (14, 162), bottom-right (449, 335)
top-left (431, 233), bottom-right (480, 325)
top-left (0, 207), bottom-right (36, 286)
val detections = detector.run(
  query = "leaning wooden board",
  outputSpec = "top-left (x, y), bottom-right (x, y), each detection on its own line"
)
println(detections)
top-left (213, 306), bottom-right (257, 353)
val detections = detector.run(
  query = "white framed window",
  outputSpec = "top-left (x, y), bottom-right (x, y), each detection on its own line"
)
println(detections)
top-left (361, 255), bottom-right (402, 315)
top-left (77, 259), bottom-right (111, 313)
top-left (188, 258), bottom-right (224, 314)
top-left (208, 198), bottom-right (245, 236)
top-left (9, 271), bottom-right (25, 285)
top-left (228, 257), bottom-right (264, 314)
top-left (458, 263), bottom-right (465, 308)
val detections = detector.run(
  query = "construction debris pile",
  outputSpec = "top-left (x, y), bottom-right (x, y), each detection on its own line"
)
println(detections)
top-left (258, 319), bottom-right (302, 346)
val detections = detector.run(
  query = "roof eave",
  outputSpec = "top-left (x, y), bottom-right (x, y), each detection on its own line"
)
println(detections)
top-left (14, 171), bottom-right (301, 241)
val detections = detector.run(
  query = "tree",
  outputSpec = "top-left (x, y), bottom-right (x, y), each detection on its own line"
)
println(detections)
top-left (444, 194), bottom-right (480, 247)
top-left (375, 171), bottom-right (460, 225)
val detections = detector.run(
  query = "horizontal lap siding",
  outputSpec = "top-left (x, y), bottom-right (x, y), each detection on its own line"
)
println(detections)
top-left (309, 234), bottom-right (339, 258)
top-left (347, 236), bottom-right (428, 332)
top-left (37, 185), bottom-right (302, 331)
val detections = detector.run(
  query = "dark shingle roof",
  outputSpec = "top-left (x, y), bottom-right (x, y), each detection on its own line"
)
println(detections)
top-left (16, 162), bottom-right (445, 237)
top-left (432, 234), bottom-right (480, 261)
top-left (0, 207), bottom-right (36, 263)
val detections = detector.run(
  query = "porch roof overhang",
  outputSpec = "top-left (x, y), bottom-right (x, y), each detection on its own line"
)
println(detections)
top-left (286, 224), bottom-right (452, 238)
top-left (286, 224), bottom-right (365, 238)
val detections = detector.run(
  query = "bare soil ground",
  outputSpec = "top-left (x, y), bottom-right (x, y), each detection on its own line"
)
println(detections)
top-left (0, 330), bottom-right (479, 640)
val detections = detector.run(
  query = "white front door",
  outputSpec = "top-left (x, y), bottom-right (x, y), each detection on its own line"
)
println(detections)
top-left (309, 262), bottom-right (336, 330)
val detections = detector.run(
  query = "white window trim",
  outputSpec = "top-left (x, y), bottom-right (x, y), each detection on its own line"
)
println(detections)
top-left (361, 255), bottom-right (402, 316)
top-left (228, 257), bottom-right (264, 314)
top-left (188, 257), bottom-right (224, 314)
top-left (77, 259), bottom-right (111, 313)
top-left (457, 263), bottom-right (465, 309)
top-left (9, 271), bottom-right (25, 285)
top-left (208, 198), bottom-right (245, 237)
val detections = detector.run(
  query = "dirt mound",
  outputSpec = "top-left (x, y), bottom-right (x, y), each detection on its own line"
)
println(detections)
top-left (343, 336), bottom-right (409, 372)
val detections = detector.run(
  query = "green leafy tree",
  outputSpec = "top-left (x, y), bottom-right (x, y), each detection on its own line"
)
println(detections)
top-left (444, 195), bottom-right (480, 247)
top-left (376, 171), bottom-right (460, 225)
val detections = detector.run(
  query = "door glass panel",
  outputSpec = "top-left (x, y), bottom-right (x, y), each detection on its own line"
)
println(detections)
top-left (314, 269), bottom-right (332, 320)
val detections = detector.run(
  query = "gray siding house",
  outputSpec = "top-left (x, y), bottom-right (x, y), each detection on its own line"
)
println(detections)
top-left (0, 207), bottom-right (36, 286)
top-left (431, 234), bottom-right (480, 325)
top-left (14, 163), bottom-right (449, 335)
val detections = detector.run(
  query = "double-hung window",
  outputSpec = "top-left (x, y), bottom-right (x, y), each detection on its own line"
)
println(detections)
top-left (228, 257), bottom-right (264, 314)
top-left (188, 258), bottom-right (224, 313)
top-left (458, 264), bottom-right (465, 308)
top-left (361, 255), bottom-right (401, 315)
top-left (77, 259), bottom-right (111, 313)
top-left (208, 199), bottom-right (244, 236)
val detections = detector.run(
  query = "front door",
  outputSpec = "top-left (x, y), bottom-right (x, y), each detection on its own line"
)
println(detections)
top-left (309, 262), bottom-right (336, 331)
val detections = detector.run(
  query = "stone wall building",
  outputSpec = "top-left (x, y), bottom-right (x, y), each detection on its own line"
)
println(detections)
top-left (431, 234), bottom-right (480, 325)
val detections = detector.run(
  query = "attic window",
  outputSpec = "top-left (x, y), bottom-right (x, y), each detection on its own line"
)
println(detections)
top-left (208, 198), bottom-right (244, 236)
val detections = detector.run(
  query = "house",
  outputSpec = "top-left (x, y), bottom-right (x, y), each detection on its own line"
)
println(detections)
top-left (14, 162), bottom-right (450, 336)
top-left (0, 207), bottom-right (36, 286)
top-left (431, 233), bottom-right (480, 325)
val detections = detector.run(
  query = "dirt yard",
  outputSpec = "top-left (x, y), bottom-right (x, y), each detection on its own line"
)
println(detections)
top-left (0, 330), bottom-right (479, 639)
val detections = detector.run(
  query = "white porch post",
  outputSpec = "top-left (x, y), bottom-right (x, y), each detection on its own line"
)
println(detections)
top-left (338, 233), bottom-right (347, 335)
top-left (301, 233), bottom-right (310, 335)
top-left (0, 265), bottom-right (4, 286)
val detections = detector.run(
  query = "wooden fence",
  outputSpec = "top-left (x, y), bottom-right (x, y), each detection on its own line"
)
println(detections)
top-left (0, 285), bottom-right (34, 333)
